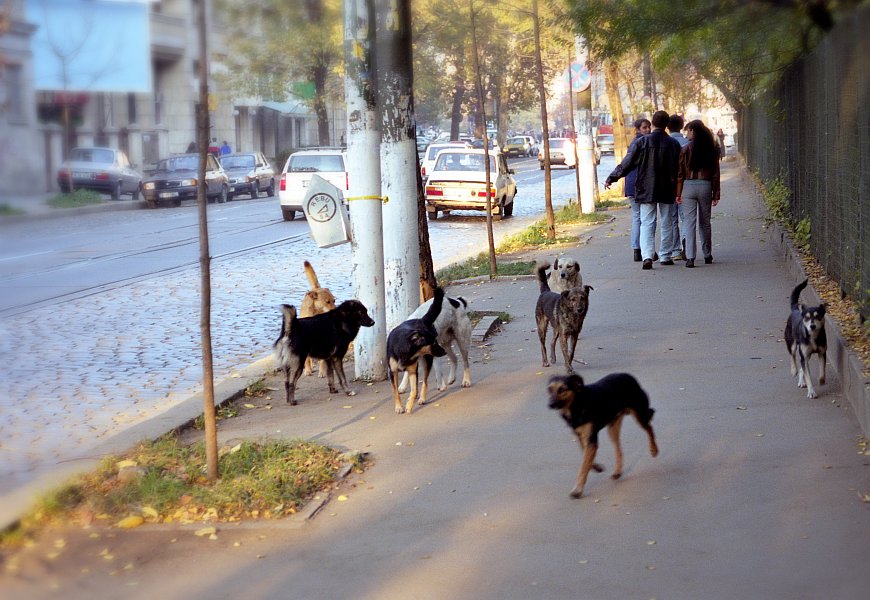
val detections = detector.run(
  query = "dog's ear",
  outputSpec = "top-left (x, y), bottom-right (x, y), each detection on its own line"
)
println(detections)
top-left (560, 289), bottom-right (571, 300)
top-left (566, 373), bottom-right (584, 388)
top-left (553, 258), bottom-right (560, 269)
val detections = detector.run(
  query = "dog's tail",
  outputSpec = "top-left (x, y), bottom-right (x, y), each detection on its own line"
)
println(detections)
top-left (273, 304), bottom-right (297, 364)
top-left (304, 261), bottom-right (322, 290)
top-left (536, 262), bottom-right (551, 293)
top-left (422, 287), bottom-right (444, 327)
top-left (790, 279), bottom-right (808, 310)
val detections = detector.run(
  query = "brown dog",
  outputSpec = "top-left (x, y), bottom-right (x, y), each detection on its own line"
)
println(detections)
top-left (547, 373), bottom-right (658, 498)
top-left (300, 261), bottom-right (336, 377)
top-left (535, 262), bottom-right (592, 374)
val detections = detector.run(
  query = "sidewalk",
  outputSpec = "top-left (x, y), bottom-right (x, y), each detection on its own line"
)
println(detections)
top-left (2, 161), bottom-right (869, 599)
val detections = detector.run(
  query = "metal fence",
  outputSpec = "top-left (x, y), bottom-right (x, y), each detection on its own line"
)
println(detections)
top-left (739, 7), bottom-right (868, 319)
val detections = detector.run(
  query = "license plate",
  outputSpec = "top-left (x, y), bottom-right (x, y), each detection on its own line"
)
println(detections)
top-left (73, 172), bottom-right (90, 179)
top-left (229, 186), bottom-right (236, 192)
top-left (159, 192), bottom-right (178, 199)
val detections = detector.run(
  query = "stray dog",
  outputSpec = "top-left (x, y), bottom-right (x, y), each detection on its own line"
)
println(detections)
top-left (300, 260), bottom-right (337, 377)
top-left (535, 262), bottom-right (593, 373)
top-left (548, 256), bottom-right (582, 291)
top-left (387, 287), bottom-right (447, 414)
top-left (547, 373), bottom-right (659, 498)
top-left (784, 279), bottom-right (827, 398)
top-left (398, 294), bottom-right (472, 392)
top-left (273, 299), bottom-right (375, 405)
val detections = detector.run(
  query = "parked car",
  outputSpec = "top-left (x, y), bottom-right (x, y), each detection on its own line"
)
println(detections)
top-left (57, 147), bottom-right (142, 200)
top-left (220, 152), bottom-right (276, 199)
top-left (278, 147), bottom-right (348, 221)
top-left (596, 133), bottom-right (615, 155)
top-left (539, 138), bottom-right (577, 169)
top-left (141, 153), bottom-right (230, 208)
top-left (424, 149), bottom-right (517, 220)
top-left (420, 142), bottom-right (471, 182)
top-left (503, 136), bottom-right (534, 158)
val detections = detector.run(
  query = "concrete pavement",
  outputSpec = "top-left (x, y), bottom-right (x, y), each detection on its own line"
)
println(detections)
top-left (2, 161), bottom-right (869, 599)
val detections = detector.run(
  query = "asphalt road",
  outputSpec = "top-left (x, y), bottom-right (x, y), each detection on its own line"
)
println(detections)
top-left (0, 156), bottom-right (613, 495)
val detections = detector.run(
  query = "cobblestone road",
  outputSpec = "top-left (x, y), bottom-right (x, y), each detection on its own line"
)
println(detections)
top-left (0, 165), bottom-right (593, 491)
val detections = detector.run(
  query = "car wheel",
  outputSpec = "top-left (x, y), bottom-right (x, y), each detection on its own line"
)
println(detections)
top-left (267, 179), bottom-right (275, 197)
top-left (218, 185), bottom-right (228, 203)
top-left (250, 182), bottom-right (258, 199)
top-left (132, 185), bottom-right (140, 201)
top-left (427, 208), bottom-right (439, 220)
top-left (147, 199), bottom-right (157, 209)
top-left (503, 198), bottom-right (514, 217)
top-left (539, 163), bottom-right (545, 170)
top-left (282, 208), bottom-right (296, 221)
top-left (111, 181), bottom-right (122, 201)
top-left (172, 199), bottom-right (181, 208)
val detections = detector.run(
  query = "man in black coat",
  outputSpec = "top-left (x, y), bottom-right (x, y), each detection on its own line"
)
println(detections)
top-left (605, 110), bottom-right (682, 270)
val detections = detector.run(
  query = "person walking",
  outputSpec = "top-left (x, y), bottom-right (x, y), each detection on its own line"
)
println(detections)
top-left (677, 120), bottom-right (721, 268)
top-left (605, 110), bottom-right (682, 270)
top-left (626, 118), bottom-right (651, 262)
top-left (667, 114), bottom-right (689, 261)
top-left (220, 140), bottom-right (232, 155)
top-left (716, 128), bottom-right (726, 159)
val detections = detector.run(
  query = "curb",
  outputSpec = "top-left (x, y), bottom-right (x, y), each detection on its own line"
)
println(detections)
top-left (763, 216), bottom-right (870, 436)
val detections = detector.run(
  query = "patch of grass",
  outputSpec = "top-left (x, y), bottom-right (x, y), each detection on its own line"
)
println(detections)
top-left (245, 378), bottom-right (269, 397)
top-left (2, 435), bottom-right (356, 547)
top-left (436, 254), bottom-right (536, 285)
top-left (468, 310), bottom-right (511, 325)
top-left (48, 189), bottom-right (103, 208)
top-left (0, 203), bottom-right (25, 216)
top-left (193, 405), bottom-right (240, 430)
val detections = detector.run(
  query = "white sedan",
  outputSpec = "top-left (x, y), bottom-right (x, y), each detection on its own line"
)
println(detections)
top-left (424, 149), bottom-right (517, 220)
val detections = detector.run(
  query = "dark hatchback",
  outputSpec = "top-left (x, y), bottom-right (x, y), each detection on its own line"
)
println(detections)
top-left (142, 153), bottom-right (230, 208)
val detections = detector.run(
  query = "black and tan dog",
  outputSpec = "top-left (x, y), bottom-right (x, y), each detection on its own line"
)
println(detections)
top-left (273, 299), bottom-right (375, 405)
top-left (535, 262), bottom-right (593, 373)
top-left (387, 287), bottom-right (447, 414)
top-left (784, 279), bottom-right (827, 398)
top-left (547, 373), bottom-right (659, 498)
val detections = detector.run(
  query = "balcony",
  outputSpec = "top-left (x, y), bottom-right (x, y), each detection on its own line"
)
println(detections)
top-left (150, 12), bottom-right (187, 64)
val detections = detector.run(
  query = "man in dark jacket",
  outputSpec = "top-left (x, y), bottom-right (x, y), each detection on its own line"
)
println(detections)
top-left (605, 110), bottom-right (682, 270)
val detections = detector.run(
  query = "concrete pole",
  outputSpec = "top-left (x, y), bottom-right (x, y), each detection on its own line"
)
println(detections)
top-left (345, 0), bottom-right (387, 380)
top-left (574, 36), bottom-right (597, 214)
top-left (375, 0), bottom-right (420, 331)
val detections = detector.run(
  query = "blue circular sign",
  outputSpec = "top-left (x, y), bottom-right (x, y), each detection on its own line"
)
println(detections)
top-left (569, 62), bottom-right (591, 92)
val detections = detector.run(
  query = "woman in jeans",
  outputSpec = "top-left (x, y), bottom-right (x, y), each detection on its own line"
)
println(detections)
top-left (676, 120), bottom-right (720, 268)
top-left (625, 118), bottom-right (651, 262)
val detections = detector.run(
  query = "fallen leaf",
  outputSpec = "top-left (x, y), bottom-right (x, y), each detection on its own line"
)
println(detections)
top-left (337, 495), bottom-right (348, 502)
top-left (116, 515), bottom-right (144, 529)
top-left (736, 406), bottom-right (747, 410)
top-left (194, 527), bottom-right (217, 537)
top-left (244, 403), bottom-right (256, 409)
top-left (141, 506), bottom-right (159, 519)
top-left (116, 459), bottom-right (137, 470)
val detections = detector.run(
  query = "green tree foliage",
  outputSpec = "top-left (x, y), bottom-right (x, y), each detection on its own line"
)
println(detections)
top-left (565, 0), bottom-right (853, 114)
top-left (216, 0), bottom-right (343, 145)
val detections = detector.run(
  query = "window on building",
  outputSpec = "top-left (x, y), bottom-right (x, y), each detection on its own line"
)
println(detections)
top-left (4, 64), bottom-right (25, 122)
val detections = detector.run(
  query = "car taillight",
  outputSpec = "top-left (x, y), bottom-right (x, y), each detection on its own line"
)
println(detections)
top-left (57, 170), bottom-right (70, 180)
top-left (280, 173), bottom-right (286, 191)
top-left (345, 172), bottom-right (349, 190)
top-left (477, 188), bottom-right (496, 197)
top-left (421, 166), bottom-right (427, 177)
top-left (94, 172), bottom-right (110, 180)
top-left (425, 187), bottom-right (442, 196)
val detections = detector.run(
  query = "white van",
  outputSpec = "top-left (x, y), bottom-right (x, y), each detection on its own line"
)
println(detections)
top-left (278, 148), bottom-right (348, 221)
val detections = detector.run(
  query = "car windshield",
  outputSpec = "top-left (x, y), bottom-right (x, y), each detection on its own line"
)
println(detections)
top-left (70, 148), bottom-right (114, 164)
top-left (156, 156), bottom-right (198, 171)
top-left (507, 137), bottom-right (525, 145)
top-left (550, 139), bottom-right (567, 149)
top-left (427, 145), bottom-right (457, 160)
top-left (433, 152), bottom-right (495, 172)
top-left (289, 155), bottom-right (344, 173)
top-left (221, 155), bottom-right (255, 169)
top-left (597, 134), bottom-right (614, 143)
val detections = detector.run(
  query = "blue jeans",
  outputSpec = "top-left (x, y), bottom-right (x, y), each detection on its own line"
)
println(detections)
top-left (629, 197), bottom-right (641, 250)
top-left (681, 179), bottom-right (713, 260)
top-left (670, 203), bottom-right (684, 255)
top-left (640, 203), bottom-right (677, 261)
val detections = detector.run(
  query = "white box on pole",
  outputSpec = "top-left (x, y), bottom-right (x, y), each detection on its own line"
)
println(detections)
top-left (303, 174), bottom-right (352, 248)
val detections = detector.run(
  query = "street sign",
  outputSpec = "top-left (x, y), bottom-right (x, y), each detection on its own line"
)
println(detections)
top-left (568, 62), bottom-right (591, 93)
top-left (303, 175), bottom-right (351, 248)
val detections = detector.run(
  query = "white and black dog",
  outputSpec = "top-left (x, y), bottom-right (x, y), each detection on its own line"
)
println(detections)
top-left (398, 293), bottom-right (472, 393)
top-left (784, 279), bottom-right (827, 398)
top-left (387, 288), bottom-right (447, 414)
top-left (548, 256), bottom-right (582, 292)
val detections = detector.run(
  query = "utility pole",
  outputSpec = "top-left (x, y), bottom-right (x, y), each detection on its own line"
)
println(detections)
top-left (574, 35), bottom-right (596, 214)
top-left (375, 0), bottom-right (420, 330)
top-left (345, 0), bottom-right (386, 379)
top-left (567, 49), bottom-right (581, 210)
top-left (532, 0), bottom-right (555, 239)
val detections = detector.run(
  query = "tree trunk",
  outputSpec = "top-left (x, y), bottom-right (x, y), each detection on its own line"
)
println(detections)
top-left (416, 159), bottom-right (436, 301)
top-left (450, 73), bottom-right (465, 140)
top-left (313, 65), bottom-right (331, 145)
top-left (604, 61), bottom-right (628, 162)
top-left (533, 0), bottom-right (554, 240)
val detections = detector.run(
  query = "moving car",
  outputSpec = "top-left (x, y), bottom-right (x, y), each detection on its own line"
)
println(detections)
top-left (503, 136), bottom-right (533, 158)
top-left (420, 141), bottom-right (470, 182)
top-left (278, 147), bottom-right (348, 221)
top-left (220, 152), bottom-right (276, 199)
top-left (424, 149), bottom-right (517, 220)
top-left (538, 138), bottom-right (577, 169)
top-left (57, 147), bottom-right (142, 200)
top-left (595, 133), bottom-right (615, 155)
top-left (141, 153), bottom-right (230, 208)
